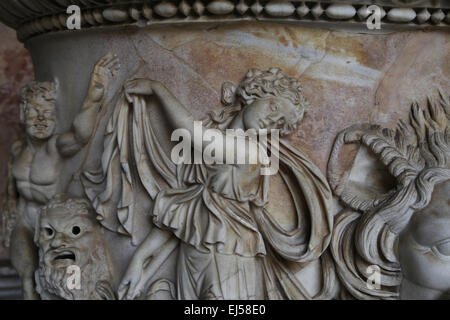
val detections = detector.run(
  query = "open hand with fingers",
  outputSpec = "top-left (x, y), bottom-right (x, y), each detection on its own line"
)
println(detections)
top-left (87, 53), bottom-right (120, 102)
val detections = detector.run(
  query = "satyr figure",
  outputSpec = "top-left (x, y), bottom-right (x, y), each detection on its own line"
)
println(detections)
top-left (86, 68), bottom-right (337, 300)
top-left (2, 53), bottom-right (119, 299)
top-left (35, 195), bottom-right (115, 300)
top-left (328, 92), bottom-right (450, 299)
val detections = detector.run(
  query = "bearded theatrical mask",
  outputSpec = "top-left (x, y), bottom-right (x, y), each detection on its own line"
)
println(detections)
top-left (35, 197), bottom-right (115, 300)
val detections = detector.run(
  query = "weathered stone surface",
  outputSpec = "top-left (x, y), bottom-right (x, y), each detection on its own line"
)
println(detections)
top-left (0, 10), bottom-right (449, 299)
top-left (82, 23), bottom-right (449, 175)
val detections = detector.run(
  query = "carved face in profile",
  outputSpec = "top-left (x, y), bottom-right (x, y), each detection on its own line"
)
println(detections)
top-left (35, 197), bottom-right (113, 300)
top-left (242, 96), bottom-right (304, 135)
top-left (399, 180), bottom-right (450, 299)
top-left (22, 95), bottom-right (56, 140)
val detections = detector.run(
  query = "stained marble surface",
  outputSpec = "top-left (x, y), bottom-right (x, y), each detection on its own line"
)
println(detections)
top-left (1, 21), bottom-right (449, 263)
top-left (28, 23), bottom-right (448, 176)
top-left (0, 17), bottom-right (448, 299)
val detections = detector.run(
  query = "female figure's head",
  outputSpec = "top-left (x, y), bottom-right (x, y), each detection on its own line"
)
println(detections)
top-left (236, 68), bottom-right (309, 136)
top-left (209, 68), bottom-right (309, 136)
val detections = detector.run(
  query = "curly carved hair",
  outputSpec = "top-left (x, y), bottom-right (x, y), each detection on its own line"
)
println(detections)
top-left (329, 91), bottom-right (450, 299)
top-left (236, 68), bottom-right (309, 108)
top-left (21, 81), bottom-right (57, 113)
top-left (208, 68), bottom-right (309, 136)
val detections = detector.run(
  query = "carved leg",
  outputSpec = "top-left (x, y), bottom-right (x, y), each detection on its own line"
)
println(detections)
top-left (9, 222), bottom-right (39, 300)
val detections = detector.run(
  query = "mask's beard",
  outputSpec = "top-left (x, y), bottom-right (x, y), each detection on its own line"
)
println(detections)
top-left (35, 247), bottom-right (112, 300)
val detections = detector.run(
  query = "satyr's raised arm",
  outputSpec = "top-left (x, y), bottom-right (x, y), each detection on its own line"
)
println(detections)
top-left (57, 53), bottom-right (119, 157)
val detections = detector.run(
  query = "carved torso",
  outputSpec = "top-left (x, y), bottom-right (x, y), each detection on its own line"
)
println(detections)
top-left (12, 136), bottom-right (61, 227)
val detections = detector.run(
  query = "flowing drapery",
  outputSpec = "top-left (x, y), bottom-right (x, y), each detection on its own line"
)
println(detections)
top-left (83, 93), bottom-right (336, 299)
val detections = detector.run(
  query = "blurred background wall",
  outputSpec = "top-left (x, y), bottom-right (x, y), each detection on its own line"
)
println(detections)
top-left (0, 24), bottom-right (34, 261)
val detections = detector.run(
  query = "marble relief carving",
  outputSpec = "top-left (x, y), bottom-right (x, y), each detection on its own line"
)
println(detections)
top-left (3, 54), bottom-right (119, 299)
top-left (2, 0), bottom-right (449, 41)
top-left (35, 195), bottom-right (115, 300)
top-left (2, 54), bottom-right (449, 299)
top-left (2, 58), bottom-right (449, 299)
top-left (84, 68), bottom-right (337, 300)
top-left (328, 92), bottom-right (450, 299)
top-left (0, 0), bottom-right (449, 298)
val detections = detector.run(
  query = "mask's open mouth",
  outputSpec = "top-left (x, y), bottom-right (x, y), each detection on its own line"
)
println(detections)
top-left (53, 251), bottom-right (76, 262)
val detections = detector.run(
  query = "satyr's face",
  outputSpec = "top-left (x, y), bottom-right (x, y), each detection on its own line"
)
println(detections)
top-left (399, 180), bottom-right (450, 299)
top-left (24, 96), bottom-right (56, 140)
top-left (38, 208), bottom-right (98, 270)
top-left (242, 96), bottom-right (303, 133)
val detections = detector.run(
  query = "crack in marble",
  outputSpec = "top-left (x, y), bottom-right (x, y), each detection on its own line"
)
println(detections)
top-left (144, 34), bottom-right (220, 98)
top-left (370, 31), bottom-right (415, 124)
top-left (294, 31), bottom-right (331, 78)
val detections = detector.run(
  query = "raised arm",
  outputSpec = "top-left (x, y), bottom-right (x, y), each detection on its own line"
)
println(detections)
top-left (124, 78), bottom-right (267, 166)
top-left (124, 79), bottom-right (196, 136)
top-left (57, 53), bottom-right (119, 157)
